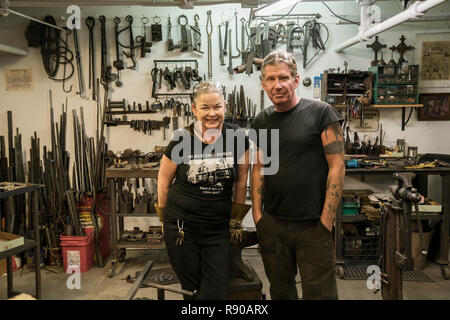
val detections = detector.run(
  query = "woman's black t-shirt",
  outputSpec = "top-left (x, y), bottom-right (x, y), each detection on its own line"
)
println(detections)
top-left (163, 122), bottom-right (249, 226)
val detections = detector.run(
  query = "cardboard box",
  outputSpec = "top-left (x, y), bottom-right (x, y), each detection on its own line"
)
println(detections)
top-left (0, 231), bottom-right (24, 252)
top-left (0, 258), bottom-right (6, 275)
top-left (411, 231), bottom-right (432, 270)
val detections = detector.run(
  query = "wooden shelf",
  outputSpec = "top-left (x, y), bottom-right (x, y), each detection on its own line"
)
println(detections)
top-left (116, 242), bottom-right (165, 249)
top-left (342, 215), bottom-right (367, 223)
top-left (105, 166), bottom-right (159, 178)
top-left (333, 104), bottom-right (423, 109)
top-left (116, 213), bottom-right (158, 217)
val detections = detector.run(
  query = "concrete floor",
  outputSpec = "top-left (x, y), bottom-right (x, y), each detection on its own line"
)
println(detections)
top-left (1, 247), bottom-right (450, 300)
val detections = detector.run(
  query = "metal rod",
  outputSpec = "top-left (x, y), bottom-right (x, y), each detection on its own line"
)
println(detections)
top-left (5, 8), bottom-right (66, 32)
top-left (126, 260), bottom-right (154, 300)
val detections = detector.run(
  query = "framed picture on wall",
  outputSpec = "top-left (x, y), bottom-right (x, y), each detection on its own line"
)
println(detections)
top-left (418, 93), bottom-right (450, 121)
top-left (414, 33), bottom-right (450, 88)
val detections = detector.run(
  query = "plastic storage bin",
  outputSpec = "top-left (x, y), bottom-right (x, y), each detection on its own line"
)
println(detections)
top-left (60, 234), bottom-right (94, 273)
top-left (343, 202), bottom-right (359, 216)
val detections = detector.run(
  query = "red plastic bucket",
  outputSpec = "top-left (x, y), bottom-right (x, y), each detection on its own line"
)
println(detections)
top-left (60, 234), bottom-right (94, 273)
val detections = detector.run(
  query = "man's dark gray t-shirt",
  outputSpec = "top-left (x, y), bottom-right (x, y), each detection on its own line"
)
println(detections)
top-left (251, 98), bottom-right (343, 221)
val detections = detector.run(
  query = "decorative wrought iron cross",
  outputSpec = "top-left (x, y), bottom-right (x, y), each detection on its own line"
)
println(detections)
top-left (391, 35), bottom-right (414, 64)
top-left (367, 36), bottom-right (386, 66)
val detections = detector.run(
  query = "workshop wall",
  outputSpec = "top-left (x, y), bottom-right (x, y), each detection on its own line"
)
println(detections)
top-left (0, 1), bottom-right (449, 229)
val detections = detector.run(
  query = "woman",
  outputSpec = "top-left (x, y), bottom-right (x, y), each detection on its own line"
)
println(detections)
top-left (156, 81), bottom-right (250, 300)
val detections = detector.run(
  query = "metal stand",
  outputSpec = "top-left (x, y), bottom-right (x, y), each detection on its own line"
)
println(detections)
top-left (0, 182), bottom-right (43, 299)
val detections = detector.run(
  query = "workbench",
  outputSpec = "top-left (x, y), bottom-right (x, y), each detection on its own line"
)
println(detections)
top-left (0, 182), bottom-right (44, 299)
top-left (105, 166), bottom-right (162, 277)
top-left (335, 168), bottom-right (450, 280)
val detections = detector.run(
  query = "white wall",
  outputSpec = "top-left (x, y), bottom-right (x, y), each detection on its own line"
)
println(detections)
top-left (0, 1), bottom-right (449, 229)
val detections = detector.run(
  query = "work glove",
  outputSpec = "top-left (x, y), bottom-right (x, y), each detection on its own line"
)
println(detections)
top-left (230, 202), bottom-right (252, 244)
top-left (154, 203), bottom-right (164, 235)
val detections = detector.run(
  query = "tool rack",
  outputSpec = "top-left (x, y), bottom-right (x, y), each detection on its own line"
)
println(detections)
top-left (334, 168), bottom-right (450, 280)
top-left (0, 182), bottom-right (43, 299)
top-left (105, 166), bottom-right (163, 277)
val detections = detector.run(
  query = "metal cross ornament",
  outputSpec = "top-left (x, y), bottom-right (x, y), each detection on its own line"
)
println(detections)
top-left (367, 36), bottom-right (386, 66)
top-left (392, 35), bottom-right (414, 65)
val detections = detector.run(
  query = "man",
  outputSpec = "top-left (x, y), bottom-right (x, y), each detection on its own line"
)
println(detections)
top-left (251, 50), bottom-right (345, 300)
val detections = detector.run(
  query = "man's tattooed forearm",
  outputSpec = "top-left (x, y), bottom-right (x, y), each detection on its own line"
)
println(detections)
top-left (257, 176), bottom-right (264, 196)
top-left (330, 122), bottom-right (344, 141)
top-left (323, 141), bottom-right (344, 155)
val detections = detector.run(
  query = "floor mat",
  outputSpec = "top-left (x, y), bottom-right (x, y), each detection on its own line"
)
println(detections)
top-left (343, 265), bottom-right (434, 282)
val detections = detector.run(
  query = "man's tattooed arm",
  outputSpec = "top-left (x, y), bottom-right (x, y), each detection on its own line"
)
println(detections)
top-left (320, 122), bottom-right (346, 231)
top-left (251, 148), bottom-right (265, 225)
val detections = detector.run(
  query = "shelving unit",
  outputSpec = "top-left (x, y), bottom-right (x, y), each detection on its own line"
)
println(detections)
top-left (105, 166), bottom-right (164, 277)
top-left (0, 183), bottom-right (43, 299)
top-left (369, 64), bottom-right (420, 105)
top-left (321, 71), bottom-right (373, 106)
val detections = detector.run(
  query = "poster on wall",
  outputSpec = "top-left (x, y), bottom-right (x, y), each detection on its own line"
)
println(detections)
top-left (421, 41), bottom-right (450, 80)
top-left (415, 33), bottom-right (450, 88)
top-left (4, 68), bottom-right (33, 91)
top-left (418, 93), bottom-right (450, 121)
top-left (348, 109), bottom-right (380, 132)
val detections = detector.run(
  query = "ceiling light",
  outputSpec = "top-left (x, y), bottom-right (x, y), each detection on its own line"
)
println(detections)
top-left (253, 0), bottom-right (302, 17)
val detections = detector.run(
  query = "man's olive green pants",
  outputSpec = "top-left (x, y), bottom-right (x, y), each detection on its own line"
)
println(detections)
top-left (256, 213), bottom-right (338, 300)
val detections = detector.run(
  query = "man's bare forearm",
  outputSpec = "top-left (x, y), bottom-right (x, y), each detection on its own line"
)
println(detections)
top-left (321, 167), bottom-right (345, 228)
top-left (251, 164), bottom-right (264, 223)
top-left (157, 183), bottom-right (170, 207)
top-left (234, 179), bottom-right (247, 204)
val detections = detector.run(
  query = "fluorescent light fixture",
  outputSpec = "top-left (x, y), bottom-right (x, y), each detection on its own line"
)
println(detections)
top-left (254, 0), bottom-right (302, 17)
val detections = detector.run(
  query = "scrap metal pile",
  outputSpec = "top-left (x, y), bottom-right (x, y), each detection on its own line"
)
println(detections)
top-left (0, 90), bottom-right (110, 268)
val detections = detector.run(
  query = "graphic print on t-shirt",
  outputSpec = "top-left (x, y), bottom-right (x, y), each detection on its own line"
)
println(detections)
top-left (186, 154), bottom-right (235, 195)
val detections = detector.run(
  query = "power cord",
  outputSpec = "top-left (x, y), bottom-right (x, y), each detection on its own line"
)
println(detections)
top-left (321, 1), bottom-right (359, 25)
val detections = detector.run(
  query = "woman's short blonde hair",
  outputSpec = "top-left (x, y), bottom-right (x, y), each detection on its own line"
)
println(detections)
top-left (192, 81), bottom-right (225, 105)
top-left (261, 50), bottom-right (298, 78)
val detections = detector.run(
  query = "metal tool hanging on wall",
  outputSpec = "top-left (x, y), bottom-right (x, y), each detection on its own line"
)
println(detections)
top-left (151, 16), bottom-right (162, 41)
top-left (113, 17), bottom-right (125, 87)
top-left (135, 16), bottom-right (152, 58)
top-left (99, 15), bottom-right (117, 89)
top-left (123, 15), bottom-right (138, 69)
top-left (178, 15), bottom-right (192, 52)
top-left (206, 11), bottom-right (213, 80)
top-left (72, 18), bottom-right (87, 99)
top-left (232, 12), bottom-right (241, 59)
top-left (228, 29), bottom-right (233, 75)
top-left (167, 16), bottom-right (180, 51)
top-left (191, 14), bottom-right (203, 54)
top-left (287, 25), bottom-right (304, 54)
top-left (218, 24), bottom-right (225, 66)
top-left (223, 20), bottom-right (229, 57)
top-left (86, 17), bottom-right (97, 100)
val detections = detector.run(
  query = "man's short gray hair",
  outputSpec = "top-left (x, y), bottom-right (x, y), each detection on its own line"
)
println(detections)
top-left (193, 81), bottom-right (225, 105)
top-left (261, 50), bottom-right (298, 78)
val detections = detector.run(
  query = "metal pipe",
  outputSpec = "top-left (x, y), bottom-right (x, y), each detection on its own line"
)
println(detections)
top-left (3, 8), bottom-right (66, 32)
top-left (335, 0), bottom-right (446, 53)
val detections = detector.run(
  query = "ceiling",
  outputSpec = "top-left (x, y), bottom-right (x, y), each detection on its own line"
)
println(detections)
top-left (7, 0), bottom-right (356, 9)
